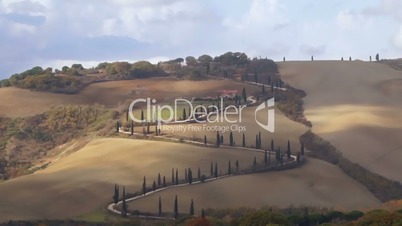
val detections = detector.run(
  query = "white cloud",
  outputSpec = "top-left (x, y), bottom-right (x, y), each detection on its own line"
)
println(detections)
top-left (223, 0), bottom-right (288, 30)
top-left (336, 10), bottom-right (366, 30)
top-left (362, 0), bottom-right (402, 19)
top-left (2, 0), bottom-right (46, 16)
top-left (9, 21), bottom-right (36, 35)
top-left (1, 0), bottom-right (402, 78)
top-left (392, 26), bottom-right (402, 49)
top-left (300, 44), bottom-right (326, 55)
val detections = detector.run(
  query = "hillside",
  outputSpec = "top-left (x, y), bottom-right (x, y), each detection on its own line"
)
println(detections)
top-left (0, 78), bottom-right (259, 118)
top-left (0, 138), bottom-right (263, 221)
top-left (0, 52), bottom-right (278, 95)
top-left (279, 61), bottom-right (402, 183)
top-left (0, 105), bottom-right (114, 179)
top-left (0, 138), bottom-right (382, 222)
top-left (129, 158), bottom-right (380, 213)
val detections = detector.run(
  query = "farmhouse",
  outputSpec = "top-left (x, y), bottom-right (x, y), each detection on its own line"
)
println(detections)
top-left (218, 90), bottom-right (238, 99)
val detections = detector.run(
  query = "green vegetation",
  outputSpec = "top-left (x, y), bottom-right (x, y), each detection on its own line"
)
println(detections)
top-left (276, 85), bottom-right (312, 127)
top-left (0, 105), bottom-right (114, 179)
top-left (103, 61), bottom-right (166, 79)
top-left (0, 66), bottom-right (83, 94)
top-left (6, 207), bottom-right (400, 225)
top-left (159, 52), bottom-right (278, 81)
top-left (0, 60), bottom-right (166, 94)
top-left (300, 130), bottom-right (402, 202)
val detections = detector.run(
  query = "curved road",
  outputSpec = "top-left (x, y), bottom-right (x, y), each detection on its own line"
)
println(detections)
top-left (109, 94), bottom-right (299, 219)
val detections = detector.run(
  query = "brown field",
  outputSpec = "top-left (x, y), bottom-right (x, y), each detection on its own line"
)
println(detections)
top-left (1, 62), bottom-right (398, 221)
top-left (129, 158), bottom-right (381, 214)
top-left (159, 106), bottom-right (308, 152)
top-left (0, 138), bottom-right (263, 221)
top-left (0, 78), bottom-right (258, 118)
top-left (0, 138), bottom-right (381, 221)
top-left (279, 61), bottom-right (402, 182)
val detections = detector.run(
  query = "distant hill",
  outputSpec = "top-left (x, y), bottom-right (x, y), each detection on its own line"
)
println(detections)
top-left (0, 52), bottom-right (278, 94)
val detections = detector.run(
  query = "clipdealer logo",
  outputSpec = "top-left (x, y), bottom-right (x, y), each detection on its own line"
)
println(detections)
top-left (254, 98), bottom-right (275, 133)
top-left (128, 97), bottom-right (275, 133)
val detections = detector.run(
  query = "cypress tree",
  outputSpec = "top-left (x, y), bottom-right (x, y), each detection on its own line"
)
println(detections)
top-left (142, 176), bottom-right (146, 195)
top-left (341, 57), bottom-right (344, 61)
top-left (271, 139), bottom-right (274, 151)
top-left (172, 168), bottom-right (175, 184)
top-left (182, 108), bottom-right (187, 121)
top-left (115, 121), bottom-right (119, 133)
top-left (287, 140), bottom-right (291, 159)
top-left (235, 160), bottom-right (239, 172)
top-left (242, 88), bottom-right (247, 103)
top-left (253, 156), bottom-right (257, 171)
top-left (198, 167), bottom-right (201, 180)
top-left (147, 122), bottom-right (150, 134)
top-left (228, 160), bottom-right (231, 175)
top-left (376, 53), bottom-right (380, 61)
top-left (163, 176), bottom-right (166, 187)
top-left (311, 55), bottom-right (314, 61)
top-left (204, 135), bottom-right (207, 145)
top-left (370, 56), bottom-right (372, 62)
top-left (268, 149), bottom-right (271, 165)
top-left (185, 168), bottom-right (188, 181)
top-left (242, 133), bottom-right (246, 147)
top-left (210, 162), bottom-right (213, 177)
top-left (126, 109), bottom-right (129, 122)
top-left (216, 131), bottom-right (220, 147)
top-left (255, 135), bottom-right (259, 149)
top-left (258, 132), bottom-right (261, 148)
top-left (130, 120), bottom-right (134, 135)
top-left (121, 186), bottom-right (127, 217)
top-left (158, 196), bottom-right (162, 216)
top-left (214, 162), bottom-right (218, 178)
top-left (264, 149), bottom-right (268, 165)
top-left (254, 71), bottom-right (258, 83)
top-left (262, 85), bottom-right (265, 94)
top-left (277, 147), bottom-right (281, 161)
top-left (141, 110), bottom-right (144, 122)
top-left (175, 168), bottom-right (179, 185)
top-left (174, 195), bottom-right (179, 219)
top-left (188, 168), bottom-right (193, 184)
top-left (349, 56), bottom-right (352, 61)
top-left (229, 132), bottom-right (234, 146)
top-left (152, 180), bottom-right (156, 191)
top-left (301, 143), bottom-right (305, 156)
top-left (220, 135), bottom-right (223, 145)
top-left (271, 82), bottom-right (274, 93)
top-left (113, 184), bottom-right (119, 204)
top-left (190, 198), bottom-right (195, 216)
top-left (201, 209), bottom-right (206, 218)
top-left (158, 173), bottom-right (161, 186)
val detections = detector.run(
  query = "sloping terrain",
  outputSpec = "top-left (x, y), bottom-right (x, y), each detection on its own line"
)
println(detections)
top-left (0, 138), bottom-right (262, 221)
top-left (0, 138), bottom-right (381, 221)
top-left (129, 158), bottom-right (381, 214)
top-left (279, 61), bottom-right (402, 182)
top-left (0, 78), bottom-right (258, 118)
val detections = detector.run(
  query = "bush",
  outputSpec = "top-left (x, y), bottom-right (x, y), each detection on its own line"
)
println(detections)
top-left (239, 210), bottom-right (290, 226)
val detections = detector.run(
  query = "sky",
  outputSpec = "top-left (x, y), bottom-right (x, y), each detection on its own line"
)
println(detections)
top-left (0, 0), bottom-right (401, 78)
